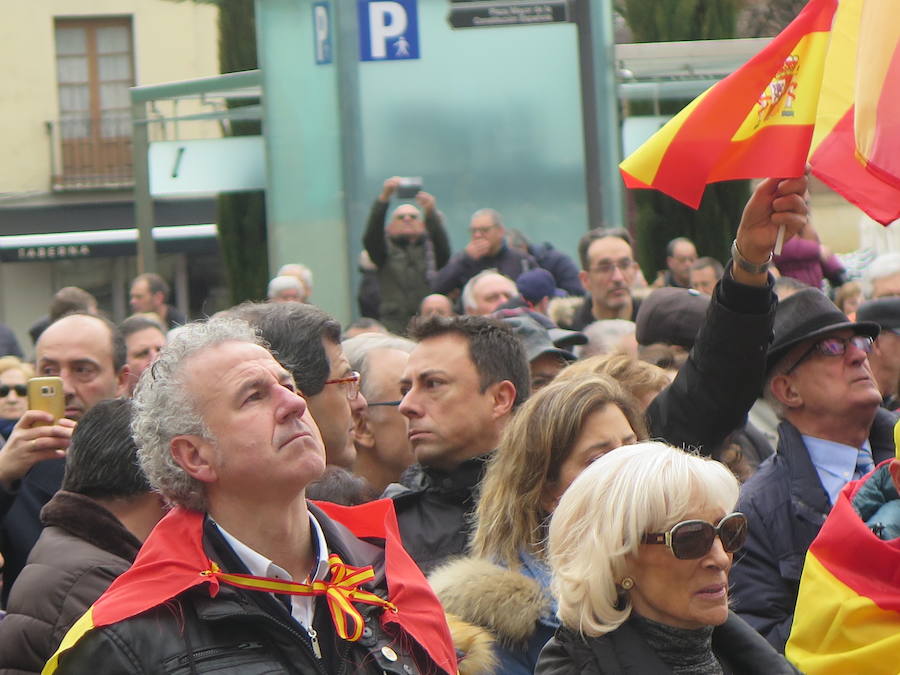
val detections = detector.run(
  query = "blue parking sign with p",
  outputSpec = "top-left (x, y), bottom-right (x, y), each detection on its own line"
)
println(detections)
top-left (358, 0), bottom-right (419, 62)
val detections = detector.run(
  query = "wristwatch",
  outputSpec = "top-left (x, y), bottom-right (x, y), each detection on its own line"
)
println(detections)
top-left (731, 239), bottom-right (773, 275)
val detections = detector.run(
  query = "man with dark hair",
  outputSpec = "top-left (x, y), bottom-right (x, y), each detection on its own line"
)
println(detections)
top-left (387, 315), bottom-right (530, 573)
top-left (432, 209), bottom-right (536, 297)
top-left (129, 272), bottom-right (186, 329)
top-left (44, 318), bottom-right (456, 675)
top-left (231, 302), bottom-right (367, 468)
top-left (0, 398), bottom-right (165, 673)
top-left (690, 256), bottom-right (725, 296)
top-left (732, 288), bottom-right (895, 651)
top-left (363, 176), bottom-right (451, 334)
top-left (657, 236), bottom-right (698, 288)
top-left (119, 315), bottom-right (167, 396)
top-left (568, 227), bottom-right (640, 329)
top-left (0, 313), bottom-right (129, 602)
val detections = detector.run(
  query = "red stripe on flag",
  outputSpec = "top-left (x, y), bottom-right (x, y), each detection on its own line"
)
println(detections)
top-left (808, 468), bottom-right (900, 612)
top-left (812, 108), bottom-right (900, 225)
top-left (711, 123), bottom-right (816, 182)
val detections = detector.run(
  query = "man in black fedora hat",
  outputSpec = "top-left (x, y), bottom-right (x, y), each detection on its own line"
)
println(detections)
top-left (731, 287), bottom-right (898, 652)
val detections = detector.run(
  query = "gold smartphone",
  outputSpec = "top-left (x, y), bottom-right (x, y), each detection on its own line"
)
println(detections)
top-left (27, 377), bottom-right (65, 424)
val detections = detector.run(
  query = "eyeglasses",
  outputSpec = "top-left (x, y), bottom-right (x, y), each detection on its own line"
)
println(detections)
top-left (368, 400), bottom-right (401, 407)
top-left (470, 225), bottom-right (497, 236)
top-left (642, 512), bottom-right (748, 560)
top-left (589, 258), bottom-right (633, 275)
top-left (324, 371), bottom-right (361, 400)
top-left (0, 384), bottom-right (27, 397)
top-left (395, 213), bottom-right (420, 221)
top-left (784, 335), bottom-right (874, 375)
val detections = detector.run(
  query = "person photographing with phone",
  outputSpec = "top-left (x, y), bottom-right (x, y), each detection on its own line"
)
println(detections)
top-left (0, 313), bottom-right (129, 603)
top-left (362, 175), bottom-right (451, 334)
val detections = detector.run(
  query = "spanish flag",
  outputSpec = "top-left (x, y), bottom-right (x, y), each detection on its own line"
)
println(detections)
top-left (620, 0), bottom-right (837, 209)
top-left (621, 0), bottom-right (900, 226)
top-left (43, 500), bottom-right (458, 675)
top-left (809, 0), bottom-right (900, 225)
top-left (785, 460), bottom-right (900, 675)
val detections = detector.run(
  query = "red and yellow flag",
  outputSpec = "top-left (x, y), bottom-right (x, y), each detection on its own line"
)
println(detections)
top-left (43, 501), bottom-right (458, 675)
top-left (809, 0), bottom-right (900, 224)
top-left (620, 0), bottom-right (837, 208)
top-left (785, 462), bottom-right (900, 675)
top-left (621, 0), bottom-right (900, 225)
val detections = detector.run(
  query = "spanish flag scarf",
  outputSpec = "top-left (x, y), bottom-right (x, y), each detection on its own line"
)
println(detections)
top-left (43, 499), bottom-right (457, 675)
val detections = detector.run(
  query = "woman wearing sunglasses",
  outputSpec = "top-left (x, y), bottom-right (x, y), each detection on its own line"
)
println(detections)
top-left (0, 357), bottom-right (34, 441)
top-left (429, 374), bottom-right (646, 675)
top-left (537, 442), bottom-right (797, 674)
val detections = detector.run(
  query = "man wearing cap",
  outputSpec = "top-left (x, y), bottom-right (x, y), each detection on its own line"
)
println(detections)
top-left (634, 287), bottom-right (710, 353)
top-left (856, 297), bottom-right (900, 410)
top-left (731, 288), bottom-right (897, 652)
top-left (501, 315), bottom-right (576, 391)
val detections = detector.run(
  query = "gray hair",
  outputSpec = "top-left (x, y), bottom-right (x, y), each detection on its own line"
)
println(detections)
top-left (471, 208), bottom-right (504, 229)
top-left (132, 317), bottom-right (264, 511)
top-left (267, 275), bottom-right (303, 299)
top-left (461, 268), bottom-right (514, 313)
top-left (863, 253), bottom-right (900, 297)
top-left (342, 332), bottom-right (415, 400)
top-left (578, 319), bottom-right (636, 359)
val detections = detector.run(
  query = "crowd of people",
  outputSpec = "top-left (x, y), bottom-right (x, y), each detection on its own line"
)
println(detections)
top-left (0, 172), bottom-right (898, 673)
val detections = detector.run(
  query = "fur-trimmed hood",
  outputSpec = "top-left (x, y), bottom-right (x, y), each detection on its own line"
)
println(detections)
top-left (429, 556), bottom-right (552, 648)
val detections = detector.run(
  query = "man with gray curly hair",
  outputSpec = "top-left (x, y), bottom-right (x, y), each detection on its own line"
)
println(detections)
top-left (47, 317), bottom-right (456, 675)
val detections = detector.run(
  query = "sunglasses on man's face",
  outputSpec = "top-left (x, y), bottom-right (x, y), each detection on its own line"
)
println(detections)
top-left (642, 512), bottom-right (748, 560)
top-left (0, 384), bottom-right (27, 397)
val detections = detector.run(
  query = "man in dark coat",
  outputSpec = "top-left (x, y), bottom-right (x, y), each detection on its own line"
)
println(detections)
top-left (386, 315), bottom-right (531, 574)
top-left (0, 398), bottom-right (165, 674)
top-left (0, 313), bottom-right (129, 604)
top-left (432, 209), bottom-right (536, 297)
top-left (363, 177), bottom-right (451, 334)
top-left (732, 288), bottom-right (897, 652)
top-left (46, 317), bottom-right (455, 675)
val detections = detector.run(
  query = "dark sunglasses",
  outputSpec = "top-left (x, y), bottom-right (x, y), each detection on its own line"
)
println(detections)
top-left (0, 384), bottom-right (27, 397)
top-left (368, 400), bottom-right (401, 407)
top-left (784, 335), bottom-right (874, 375)
top-left (642, 512), bottom-right (748, 560)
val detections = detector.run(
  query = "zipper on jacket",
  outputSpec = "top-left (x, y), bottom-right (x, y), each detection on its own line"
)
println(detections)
top-left (306, 626), bottom-right (322, 659)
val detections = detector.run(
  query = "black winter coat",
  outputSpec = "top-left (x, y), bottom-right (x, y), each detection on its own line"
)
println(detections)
top-left (731, 408), bottom-right (898, 652)
top-left (535, 612), bottom-right (799, 675)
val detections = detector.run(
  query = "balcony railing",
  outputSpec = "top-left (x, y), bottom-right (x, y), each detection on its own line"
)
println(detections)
top-left (47, 114), bottom-right (134, 191)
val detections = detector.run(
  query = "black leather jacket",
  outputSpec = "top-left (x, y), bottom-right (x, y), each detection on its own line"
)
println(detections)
top-left (536, 612), bottom-right (798, 674)
top-left (52, 503), bottom-right (446, 674)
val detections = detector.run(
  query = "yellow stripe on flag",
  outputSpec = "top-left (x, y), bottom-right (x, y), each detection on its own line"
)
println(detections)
top-left (809, 0), bottom-right (862, 155)
top-left (731, 31), bottom-right (831, 141)
top-left (786, 554), bottom-right (900, 675)
top-left (41, 607), bottom-right (96, 675)
top-left (853, 2), bottom-right (900, 162)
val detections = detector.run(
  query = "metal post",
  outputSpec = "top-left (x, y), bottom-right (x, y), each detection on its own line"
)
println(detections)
top-left (334, 1), bottom-right (365, 318)
top-left (574, 0), bottom-right (624, 228)
top-left (131, 98), bottom-right (157, 273)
